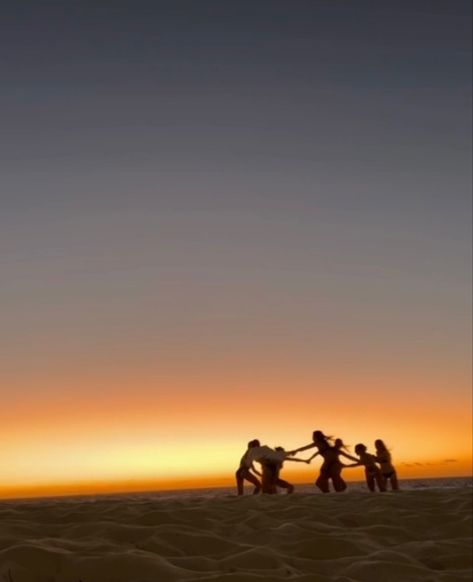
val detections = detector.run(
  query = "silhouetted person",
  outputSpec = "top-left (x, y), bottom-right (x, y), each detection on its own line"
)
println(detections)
top-left (273, 446), bottom-right (309, 493)
top-left (375, 439), bottom-right (399, 490)
top-left (290, 430), bottom-right (357, 493)
top-left (346, 443), bottom-right (386, 492)
top-left (236, 439), bottom-right (261, 495)
top-left (308, 438), bottom-right (358, 492)
top-left (245, 444), bottom-right (309, 493)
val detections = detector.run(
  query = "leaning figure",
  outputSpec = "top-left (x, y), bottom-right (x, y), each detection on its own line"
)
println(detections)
top-left (236, 439), bottom-right (262, 495)
top-left (345, 443), bottom-right (387, 492)
top-left (244, 443), bottom-right (310, 493)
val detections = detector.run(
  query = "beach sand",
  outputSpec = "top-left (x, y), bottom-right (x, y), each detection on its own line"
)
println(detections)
top-left (0, 487), bottom-right (471, 582)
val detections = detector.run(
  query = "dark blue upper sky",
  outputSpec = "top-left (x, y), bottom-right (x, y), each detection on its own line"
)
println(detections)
top-left (1, 0), bottom-right (471, 398)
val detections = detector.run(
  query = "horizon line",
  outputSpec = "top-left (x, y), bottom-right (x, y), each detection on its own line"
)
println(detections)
top-left (1, 474), bottom-right (471, 503)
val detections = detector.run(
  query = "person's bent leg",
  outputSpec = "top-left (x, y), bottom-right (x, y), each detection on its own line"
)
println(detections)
top-left (245, 471), bottom-right (261, 495)
top-left (276, 478), bottom-right (294, 494)
top-left (330, 466), bottom-right (345, 492)
top-left (333, 474), bottom-right (347, 492)
top-left (390, 471), bottom-right (399, 491)
top-left (366, 471), bottom-right (375, 492)
top-left (375, 471), bottom-right (386, 492)
top-left (316, 473), bottom-right (330, 493)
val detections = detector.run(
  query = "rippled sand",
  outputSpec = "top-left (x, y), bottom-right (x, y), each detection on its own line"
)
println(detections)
top-left (0, 488), bottom-right (471, 581)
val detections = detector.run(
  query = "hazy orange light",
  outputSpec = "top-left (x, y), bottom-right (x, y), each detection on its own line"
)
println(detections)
top-left (1, 336), bottom-right (471, 500)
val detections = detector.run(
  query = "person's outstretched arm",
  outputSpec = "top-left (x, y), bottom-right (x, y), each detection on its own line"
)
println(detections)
top-left (343, 462), bottom-right (362, 468)
top-left (284, 455), bottom-right (312, 464)
top-left (339, 451), bottom-right (359, 463)
top-left (287, 443), bottom-right (316, 455)
top-left (307, 452), bottom-right (320, 462)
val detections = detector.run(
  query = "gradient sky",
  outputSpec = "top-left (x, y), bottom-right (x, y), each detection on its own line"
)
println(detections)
top-left (1, 1), bottom-right (471, 498)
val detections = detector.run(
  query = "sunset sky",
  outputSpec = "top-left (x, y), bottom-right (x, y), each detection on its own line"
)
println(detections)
top-left (1, 1), bottom-right (471, 499)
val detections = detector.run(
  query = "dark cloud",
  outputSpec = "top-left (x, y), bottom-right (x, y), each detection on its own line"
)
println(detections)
top-left (401, 460), bottom-right (459, 467)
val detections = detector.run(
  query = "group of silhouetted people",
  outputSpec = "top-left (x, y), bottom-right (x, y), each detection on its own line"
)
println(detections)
top-left (236, 430), bottom-right (399, 495)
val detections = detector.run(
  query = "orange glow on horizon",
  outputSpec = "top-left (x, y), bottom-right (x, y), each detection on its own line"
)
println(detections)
top-left (1, 344), bottom-right (471, 501)
top-left (1, 461), bottom-right (471, 501)
top-left (1, 378), bottom-right (471, 498)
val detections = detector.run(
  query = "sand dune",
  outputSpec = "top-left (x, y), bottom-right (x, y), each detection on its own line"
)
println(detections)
top-left (0, 487), bottom-right (471, 581)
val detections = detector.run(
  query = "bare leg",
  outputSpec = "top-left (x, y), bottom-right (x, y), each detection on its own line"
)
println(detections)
top-left (331, 466), bottom-right (347, 492)
top-left (375, 471), bottom-right (387, 492)
top-left (333, 474), bottom-right (347, 492)
top-left (245, 471), bottom-right (261, 495)
top-left (316, 473), bottom-right (330, 493)
top-left (236, 469), bottom-right (245, 495)
top-left (236, 468), bottom-right (261, 495)
top-left (276, 478), bottom-right (294, 494)
top-left (390, 471), bottom-right (399, 491)
top-left (366, 471), bottom-right (375, 492)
